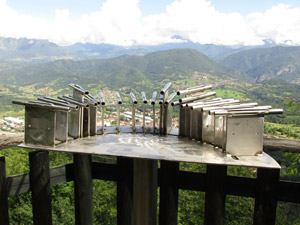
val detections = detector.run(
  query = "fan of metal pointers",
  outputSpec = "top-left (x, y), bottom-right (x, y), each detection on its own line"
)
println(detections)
top-left (13, 82), bottom-right (283, 157)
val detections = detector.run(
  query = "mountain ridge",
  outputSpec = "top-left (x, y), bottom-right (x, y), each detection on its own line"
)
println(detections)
top-left (0, 36), bottom-right (283, 63)
top-left (219, 46), bottom-right (300, 83)
top-left (0, 48), bottom-right (245, 90)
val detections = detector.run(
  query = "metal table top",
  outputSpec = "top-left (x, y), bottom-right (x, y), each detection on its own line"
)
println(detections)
top-left (19, 126), bottom-right (280, 169)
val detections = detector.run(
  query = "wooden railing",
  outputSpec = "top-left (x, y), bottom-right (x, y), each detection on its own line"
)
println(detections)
top-left (0, 137), bottom-right (300, 225)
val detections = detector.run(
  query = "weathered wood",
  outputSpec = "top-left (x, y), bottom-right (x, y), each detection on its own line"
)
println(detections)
top-left (133, 159), bottom-right (158, 225)
top-left (253, 168), bottom-right (280, 225)
top-left (159, 161), bottom-right (179, 225)
top-left (226, 175), bottom-right (255, 198)
top-left (0, 133), bottom-right (23, 150)
top-left (92, 162), bottom-right (118, 182)
top-left (117, 157), bottom-right (133, 225)
top-left (263, 137), bottom-right (300, 153)
top-left (29, 151), bottom-right (52, 225)
top-left (7, 164), bottom-right (73, 196)
top-left (177, 170), bottom-right (206, 191)
top-left (74, 154), bottom-right (93, 225)
top-left (7, 173), bottom-right (30, 196)
top-left (278, 180), bottom-right (300, 203)
top-left (50, 163), bottom-right (74, 186)
top-left (5, 163), bottom-right (300, 204)
top-left (0, 157), bottom-right (9, 225)
top-left (204, 165), bottom-right (227, 225)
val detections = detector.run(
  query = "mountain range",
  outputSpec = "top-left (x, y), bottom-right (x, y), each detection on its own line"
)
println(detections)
top-left (219, 46), bottom-right (300, 83)
top-left (0, 36), bottom-right (300, 88)
top-left (0, 49), bottom-right (243, 91)
top-left (0, 37), bottom-right (277, 63)
top-left (1, 38), bottom-right (300, 125)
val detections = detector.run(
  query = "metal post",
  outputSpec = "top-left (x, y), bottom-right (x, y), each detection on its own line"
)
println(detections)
top-left (151, 91), bottom-right (157, 134)
top-left (159, 82), bottom-right (172, 135)
top-left (101, 105), bottom-right (105, 134)
top-left (141, 91), bottom-right (147, 133)
top-left (153, 104), bottom-right (156, 134)
top-left (99, 92), bottom-right (105, 134)
top-left (159, 98), bottom-right (164, 134)
top-left (132, 103), bottom-right (136, 133)
top-left (70, 86), bottom-right (91, 137)
top-left (130, 92), bottom-right (137, 133)
top-left (116, 92), bottom-right (122, 133)
top-left (143, 104), bottom-right (146, 132)
top-left (117, 104), bottom-right (121, 133)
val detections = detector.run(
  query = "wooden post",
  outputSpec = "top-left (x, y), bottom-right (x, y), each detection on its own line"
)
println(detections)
top-left (204, 164), bottom-right (227, 225)
top-left (133, 159), bottom-right (158, 225)
top-left (74, 154), bottom-right (93, 225)
top-left (253, 168), bottom-right (280, 225)
top-left (159, 161), bottom-right (179, 225)
top-left (117, 157), bottom-right (133, 225)
top-left (0, 157), bottom-right (9, 225)
top-left (29, 151), bottom-right (52, 225)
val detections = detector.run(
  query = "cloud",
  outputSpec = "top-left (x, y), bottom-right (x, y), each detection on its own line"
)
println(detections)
top-left (0, 0), bottom-right (300, 46)
top-left (247, 4), bottom-right (300, 45)
top-left (143, 0), bottom-right (263, 46)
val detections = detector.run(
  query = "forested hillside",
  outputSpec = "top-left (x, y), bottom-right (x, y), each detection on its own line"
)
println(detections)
top-left (0, 49), bottom-right (242, 88)
top-left (1, 48), bottom-right (300, 125)
top-left (219, 46), bottom-right (300, 83)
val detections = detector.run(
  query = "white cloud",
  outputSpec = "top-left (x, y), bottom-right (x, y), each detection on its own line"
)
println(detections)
top-left (143, 0), bottom-right (263, 46)
top-left (0, 0), bottom-right (300, 46)
top-left (247, 4), bottom-right (300, 45)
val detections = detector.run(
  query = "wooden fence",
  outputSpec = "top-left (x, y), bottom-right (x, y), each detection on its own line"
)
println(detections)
top-left (0, 137), bottom-right (300, 225)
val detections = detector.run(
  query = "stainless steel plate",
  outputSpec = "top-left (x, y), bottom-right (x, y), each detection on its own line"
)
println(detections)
top-left (19, 129), bottom-right (280, 169)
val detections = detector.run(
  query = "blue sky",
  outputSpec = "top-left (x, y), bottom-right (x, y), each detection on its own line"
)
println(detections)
top-left (5, 0), bottom-right (300, 17)
top-left (1, 0), bottom-right (300, 46)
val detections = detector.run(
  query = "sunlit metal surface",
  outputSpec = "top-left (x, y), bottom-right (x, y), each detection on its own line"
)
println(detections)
top-left (14, 82), bottom-right (283, 161)
top-left (19, 127), bottom-right (280, 169)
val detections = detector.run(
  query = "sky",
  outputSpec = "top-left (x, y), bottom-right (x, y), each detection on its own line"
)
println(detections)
top-left (1, 0), bottom-right (300, 46)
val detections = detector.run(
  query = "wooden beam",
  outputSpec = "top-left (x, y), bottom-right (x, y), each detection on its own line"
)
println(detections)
top-left (29, 151), bottom-right (52, 225)
top-left (133, 159), bottom-right (158, 225)
top-left (0, 133), bottom-right (23, 150)
top-left (117, 157), bottom-right (133, 225)
top-left (74, 154), bottom-right (93, 225)
top-left (7, 173), bottom-right (30, 196)
top-left (226, 175), bottom-right (255, 198)
top-left (204, 165), bottom-right (227, 225)
top-left (177, 170), bottom-right (206, 191)
top-left (0, 157), bottom-right (9, 225)
top-left (253, 168), bottom-right (280, 225)
top-left (5, 164), bottom-right (300, 204)
top-left (92, 162), bottom-right (118, 182)
top-left (278, 180), bottom-right (300, 203)
top-left (50, 163), bottom-right (74, 186)
top-left (263, 137), bottom-right (300, 153)
top-left (159, 161), bottom-right (179, 225)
